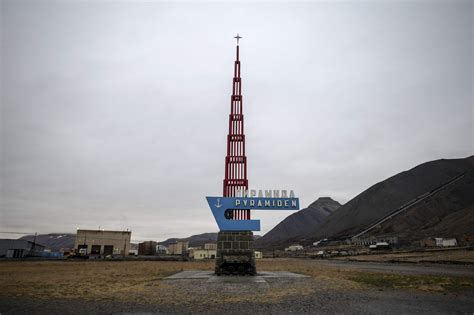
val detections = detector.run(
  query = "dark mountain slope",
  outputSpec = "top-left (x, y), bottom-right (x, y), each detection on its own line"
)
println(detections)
top-left (309, 156), bottom-right (474, 241)
top-left (255, 197), bottom-right (340, 249)
top-left (364, 167), bottom-right (474, 240)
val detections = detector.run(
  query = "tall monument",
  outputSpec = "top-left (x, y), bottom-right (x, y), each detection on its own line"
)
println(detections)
top-left (215, 34), bottom-right (255, 275)
top-left (207, 35), bottom-right (299, 275)
top-left (223, 34), bottom-right (249, 217)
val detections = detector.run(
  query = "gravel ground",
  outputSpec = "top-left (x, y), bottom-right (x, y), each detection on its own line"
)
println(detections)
top-left (316, 259), bottom-right (474, 277)
top-left (1, 276), bottom-right (473, 314)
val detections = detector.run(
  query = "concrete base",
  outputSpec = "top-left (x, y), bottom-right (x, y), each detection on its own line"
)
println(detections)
top-left (165, 270), bottom-right (308, 283)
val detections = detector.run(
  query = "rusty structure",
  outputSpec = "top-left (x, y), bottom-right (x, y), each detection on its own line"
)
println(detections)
top-left (223, 35), bottom-right (250, 220)
top-left (215, 34), bottom-right (256, 275)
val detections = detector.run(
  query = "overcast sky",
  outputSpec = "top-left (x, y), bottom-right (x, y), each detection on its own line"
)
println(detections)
top-left (1, 1), bottom-right (472, 242)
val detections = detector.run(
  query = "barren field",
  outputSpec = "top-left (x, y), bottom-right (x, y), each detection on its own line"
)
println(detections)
top-left (334, 249), bottom-right (474, 264)
top-left (1, 259), bottom-right (473, 314)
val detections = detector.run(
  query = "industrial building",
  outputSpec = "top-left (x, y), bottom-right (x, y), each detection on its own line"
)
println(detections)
top-left (138, 241), bottom-right (157, 255)
top-left (156, 244), bottom-right (168, 254)
top-left (204, 243), bottom-right (217, 250)
top-left (285, 244), bottom-right (304, 251)
top-left (421, 237), bottom-right (458, 247)
top-left (74, 229), bottom-right (131, 256)
top-left (351, 236), bottom-right (399, 246)
top-left (0, 239), bottom-right (45, 258)
top-left (168, 241), bottom-right (188, 255)
top-left (189, 248), bottom-right (216, 260)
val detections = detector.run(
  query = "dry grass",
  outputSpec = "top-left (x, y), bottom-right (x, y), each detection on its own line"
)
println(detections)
top-left (257, 258), bottom-right (363, 289)
top-left (0, 260), bottom-right (213, 301)
top-left (347, 273), bottom-right (474, 292)
top-left (257, 258), bottom-right (474, 292)
top-left (0, 258), bottom-right (472, 303)
top-left (336, 249), bottom-right (474, 264)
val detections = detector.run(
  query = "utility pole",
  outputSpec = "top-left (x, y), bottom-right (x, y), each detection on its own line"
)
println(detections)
top-left (30, 232), bottom-right (37, 256)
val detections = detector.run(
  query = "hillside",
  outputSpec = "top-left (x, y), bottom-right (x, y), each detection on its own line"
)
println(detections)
top-left (363, 168), bottom-right (474, 240)
top-left (307, 156), bottom-right (474, 241)
top-left (255, 197), bottom-right (340, 249)
top-left (20, 233), bottom-right (75, 251)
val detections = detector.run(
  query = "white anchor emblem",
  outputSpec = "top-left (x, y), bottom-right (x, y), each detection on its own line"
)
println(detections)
top-left (215, 198), bottom-right (222, 208)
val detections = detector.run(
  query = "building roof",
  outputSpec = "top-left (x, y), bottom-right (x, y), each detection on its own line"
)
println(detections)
top-left (0, 239), bottom-right (45, 256)
top-left (76, 229), bottom-right (131, 234)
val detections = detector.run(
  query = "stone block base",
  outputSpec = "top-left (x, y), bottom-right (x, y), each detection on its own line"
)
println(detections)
top-left (215, 231), bottom-right (256, 275)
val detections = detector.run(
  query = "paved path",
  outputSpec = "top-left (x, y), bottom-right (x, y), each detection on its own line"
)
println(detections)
top-left (165, 270), bottom-right (308, 283)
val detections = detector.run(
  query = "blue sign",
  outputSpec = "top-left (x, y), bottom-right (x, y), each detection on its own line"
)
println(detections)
top-left (206, 196), bottom-right (300, 231)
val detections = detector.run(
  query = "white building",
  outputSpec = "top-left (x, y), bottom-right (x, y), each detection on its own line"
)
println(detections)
top-left (189, 248), bottom-right (216, 260)
top-left (435, 238), bottom-right (457, 247)
top-left (285, 244), bottom-right (304, 251)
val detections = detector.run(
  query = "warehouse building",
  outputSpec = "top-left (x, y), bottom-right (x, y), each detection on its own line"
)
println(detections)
top-left (0, 239), bottom-right (45, 258)
top-left (74, 229), bottom-right (131, 256)
top-left (168, 241), bottom-right (188, 255)
top-left (204, 243), bottom-right (217, 250)
top-left (138, 241), bottom-right (157, 255)
top-left (189, 248), bottom-right (216, 260)
top-left (421, 237), bottom-right (458, 247)
top-left (352, 236), bottom-right (399, 246)
top-left (156, 244), bottom-right (168, 254)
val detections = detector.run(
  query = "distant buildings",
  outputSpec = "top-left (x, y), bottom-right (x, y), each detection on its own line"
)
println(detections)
top-left (352, 236), bottom-right (399, 246)
top-left (168, 241), bottom-right (189, 255)
top-left (138, 241), bottom-right (157, 255)
top-left (0, 239), bottom-right (45, 258)
top-left (204, 243), bottom-right (217, 250)
top-left (189, 248), bottom-right (216, 260)
top-left (156, 244), bottom-right (168, 254)
top-left (421, 237), bottom-right (458, 247)
top-left (285, 244), bottom-right (304, 251)
top-left (369, 242), bottom-right (390, 250)
top-left (74, 229), bottom-right (131, 256)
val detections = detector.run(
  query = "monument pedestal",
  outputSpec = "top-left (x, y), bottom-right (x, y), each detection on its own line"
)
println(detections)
top-left (215, 231), bottom-right (256, 275)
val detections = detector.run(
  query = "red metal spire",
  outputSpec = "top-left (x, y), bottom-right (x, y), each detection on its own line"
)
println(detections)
top-left (223, 36), bottom-right (250, 220)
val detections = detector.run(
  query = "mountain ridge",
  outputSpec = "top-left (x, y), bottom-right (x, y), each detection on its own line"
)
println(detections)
top-left (308, 156), bottom-right (474, 241)
top-left (255, 197), bottom-right (341, 249)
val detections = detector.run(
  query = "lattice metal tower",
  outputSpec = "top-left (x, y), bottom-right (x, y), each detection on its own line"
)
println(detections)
top-left (222, 35), bottom-right (250, 220)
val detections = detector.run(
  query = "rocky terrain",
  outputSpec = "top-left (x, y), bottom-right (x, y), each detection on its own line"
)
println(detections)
top-left (309, 156), bottom-right (474, 242)
top-left (255, 197), bottom-right (340, 249)
top-left (256, 156), bottom-right (474, 249)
